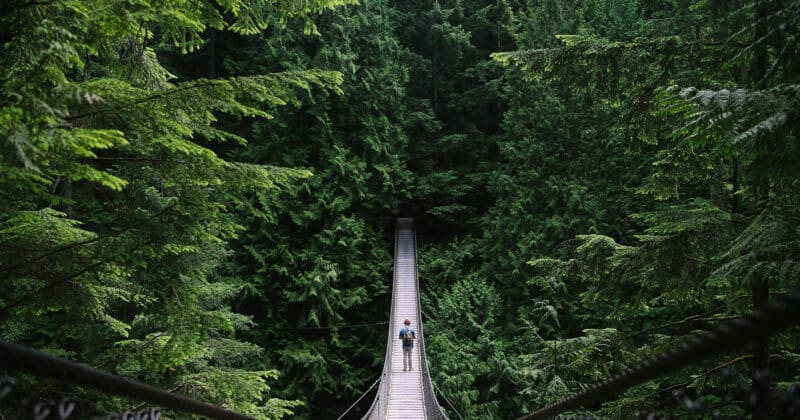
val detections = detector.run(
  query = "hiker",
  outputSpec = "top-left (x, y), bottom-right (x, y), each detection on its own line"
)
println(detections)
top-left (399, 319), bottom-right (416, 371)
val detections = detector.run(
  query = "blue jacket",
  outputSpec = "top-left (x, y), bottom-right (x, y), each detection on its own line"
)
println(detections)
top-left (399, 327), bottom-right (416, 348)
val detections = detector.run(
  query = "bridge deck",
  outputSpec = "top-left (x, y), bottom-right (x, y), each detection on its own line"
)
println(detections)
top-left (364, 218), bottom-right (448, 420)
top-left (387, 232), bottom-right (424, 419)
top-left (363, 218), bottom-right (448, 420)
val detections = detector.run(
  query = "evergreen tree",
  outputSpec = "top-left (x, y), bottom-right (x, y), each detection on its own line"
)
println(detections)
top-left (197, 1), bottom-right (415, 416)
top-left (495, 0), bottom-right (800, 416)
top-left (2, 1), bottom-right (797, 418)
top-left (1, 1), bottom-right (349, 417)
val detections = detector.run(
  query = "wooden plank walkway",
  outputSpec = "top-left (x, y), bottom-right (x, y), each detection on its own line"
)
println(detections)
top-left (386, 222), bottom-right (425, 419)
top-left (362, 218), bottom-right (448, 420)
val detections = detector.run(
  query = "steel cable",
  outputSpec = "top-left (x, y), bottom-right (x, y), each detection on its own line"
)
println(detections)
top-left (336, 375), bottom-right (381, 420)
top-left (432, 380), bottom-right (465, 420)
top-left (0, 339), bottom-right (254, 419)
top-left (517, 287), bottom-right (800, 420)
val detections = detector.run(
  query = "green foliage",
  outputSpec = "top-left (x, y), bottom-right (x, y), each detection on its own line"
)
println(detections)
top-left (424, 268), bottom-right (508, 418)
top-left (206, 1), bottom-right (415, 416)
top-left (1, 0), bottom-right (348, 417)
top-left (491, 0), bottom-right (800, 417)
top-left (3, 0), bottom-right (799, 418)
top-left (711, 205), bottom-right (800, 292)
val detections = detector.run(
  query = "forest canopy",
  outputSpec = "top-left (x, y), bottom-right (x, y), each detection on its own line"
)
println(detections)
top-left (1, 0), bottom-right (798, 418)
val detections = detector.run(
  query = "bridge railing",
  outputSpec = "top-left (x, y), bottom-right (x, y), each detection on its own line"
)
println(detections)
top-left (361, 219), bottom-right (400, 419)
top-left (412, 221), bottom-right (450, 420)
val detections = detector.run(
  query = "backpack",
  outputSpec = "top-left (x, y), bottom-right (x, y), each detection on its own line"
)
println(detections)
top-left (402, 328), bottom-right (414, 346)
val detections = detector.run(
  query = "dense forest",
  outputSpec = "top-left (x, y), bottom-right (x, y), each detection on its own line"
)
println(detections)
top-left (1, 0), bottom-right (798, 418)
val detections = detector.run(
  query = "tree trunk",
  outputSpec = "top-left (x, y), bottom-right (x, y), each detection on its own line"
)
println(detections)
top-left (750, 2), bottom-right (770, 419)
top-left (208, 28), bottom-right (217, 79)
top-left (53, 176), bottom-right (74, 218)
top-left (731, 159), bottom-right (740, 214)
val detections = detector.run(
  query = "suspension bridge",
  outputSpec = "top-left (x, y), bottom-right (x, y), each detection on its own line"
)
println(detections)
top-left (360, 218), bottom-right (449, 419)
top-left (1, 217), bottom-right (799, 419)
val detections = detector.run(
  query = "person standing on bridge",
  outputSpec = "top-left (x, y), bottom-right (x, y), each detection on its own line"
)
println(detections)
top-left (399, 319), bottom-right (416, 372)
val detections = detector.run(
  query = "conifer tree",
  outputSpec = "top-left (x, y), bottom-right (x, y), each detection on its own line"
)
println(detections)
top-left (1, 1), bottom-right (350, 417)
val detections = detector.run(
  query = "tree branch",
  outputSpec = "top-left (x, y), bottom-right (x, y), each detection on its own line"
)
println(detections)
top-left (64, 80), bottom-right (225, 122)
top-left (623, 305), bottom-right (726, 340)
top-left (85, 156), bottom-right (190, 165)
top-left (0, 1), bottom-right (57, 13)
top-left (624, 355), bottom-right (751, 407)
top-left (0, 259), bottom-right (108, 317)
top-left (0, 203), bottom-right (176, 275)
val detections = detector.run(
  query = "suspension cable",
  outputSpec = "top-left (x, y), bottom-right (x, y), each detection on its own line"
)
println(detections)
top-left (336, 375), bottom-right (381, 420)
top-left (517, 287), bottom-right (800, 420)
top-left (0, 339), bottom-right (254, 420)
top-left (432, 380), bottom-right (465, 420)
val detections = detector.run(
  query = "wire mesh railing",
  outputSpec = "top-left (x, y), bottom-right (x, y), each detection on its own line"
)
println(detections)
top-left (412, 220), bottom-right (451, 420)
top-left (360, 220), bottom-right (401, 419)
